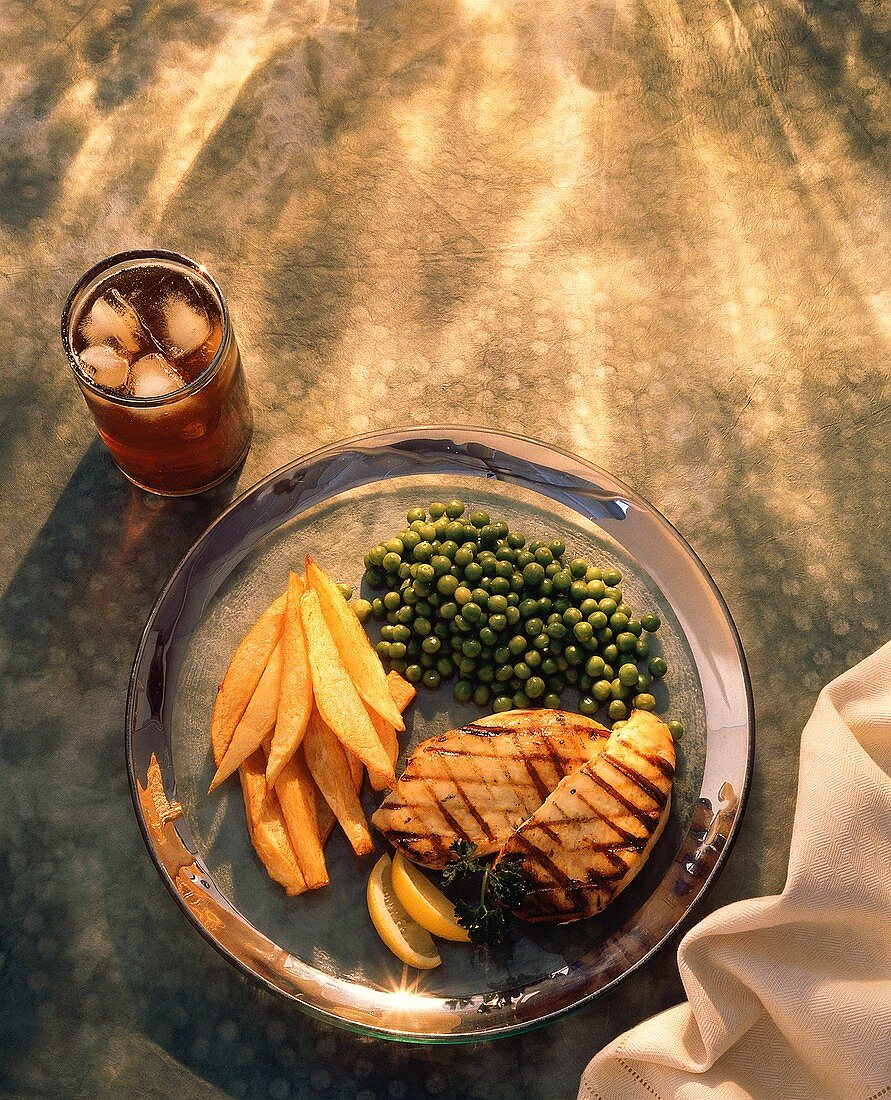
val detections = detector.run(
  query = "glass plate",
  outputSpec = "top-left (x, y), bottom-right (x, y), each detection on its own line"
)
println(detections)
top-left (126, 427), bottom-right (753, 1042)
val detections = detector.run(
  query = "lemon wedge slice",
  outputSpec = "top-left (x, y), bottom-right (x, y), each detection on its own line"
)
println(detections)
top-left (391, 851), bottom-right (470, 942)
top-left (367, 854), bottom-right (442, 969)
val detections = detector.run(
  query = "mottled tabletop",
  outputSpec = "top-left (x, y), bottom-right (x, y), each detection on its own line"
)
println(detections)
top-left (1, 1), bottom-right (889, 1098)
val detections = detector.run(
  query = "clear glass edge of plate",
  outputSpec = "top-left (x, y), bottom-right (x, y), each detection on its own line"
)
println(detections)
top-left (125, 425), bottom-right (755, 1044)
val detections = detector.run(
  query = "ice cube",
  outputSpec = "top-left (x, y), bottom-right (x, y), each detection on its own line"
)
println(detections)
top-left (128, 353), bottom-right (185, 398)
top-left (81, 293), bottom-right (143, 354)
top-left (78, 344), bottom-right (130, 389)
top-left (160, 293), bottom-right (212, 357)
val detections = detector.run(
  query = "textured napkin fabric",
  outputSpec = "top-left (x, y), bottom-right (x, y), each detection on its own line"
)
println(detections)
top-left (580, 642), bottom-right (891, 1100)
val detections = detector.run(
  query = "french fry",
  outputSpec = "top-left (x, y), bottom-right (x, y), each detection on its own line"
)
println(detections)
top-left (274, 746), bottom-right (329, 889)
top-left (347, 750), bottom-right (364, 791)
top-left (266, 573), bottom-right (313, 787)
top-left (211, 593), bottom-right (287, 766)
top-left (300, 589), bottom-right (396, 790)
top-left (387, 670), bottom-right (417, 716)
top-left (306, 557), bottom-right (404, 732)
top-left (303, 708), bottom-right (373, 856)
top-left (238, 750), bottom-right (307, 895)
top-left (209, 642), bottom-right (283, 792)
top-left (317, 791), bottom-right (336, 844)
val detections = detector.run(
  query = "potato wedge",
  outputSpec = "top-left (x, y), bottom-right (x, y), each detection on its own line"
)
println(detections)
top-left (210, 641), bottom-right (283, 792)
top-left (303, 708), bottom-right (373, 856)
top-left (238, 750), bottom-right (306, 895)
top-left (211, 593), bottom-right (286, 766)
top-left (306, 557), bottom-right (404, 732)
top-left (367, 708), bottom-right (398, 767)
top-left (300, 589), bottom-right (396, 791)
top-left (387, 670), bottom-right (417, 716)
top-left (266, 573), bottom-right (313, 787)
top-left (274, 747), bottom-right (329, 889)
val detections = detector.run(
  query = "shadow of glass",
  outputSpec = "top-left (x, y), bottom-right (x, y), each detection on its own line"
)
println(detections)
top-left (0, 437), bottom-right (242, 1091)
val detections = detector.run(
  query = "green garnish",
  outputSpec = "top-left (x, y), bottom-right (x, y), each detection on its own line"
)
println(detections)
top-left (442, 840), bottom-right (527, 945)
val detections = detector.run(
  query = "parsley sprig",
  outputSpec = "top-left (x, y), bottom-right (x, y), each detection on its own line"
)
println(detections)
top-left (442, 841), bottom-right (527, 945)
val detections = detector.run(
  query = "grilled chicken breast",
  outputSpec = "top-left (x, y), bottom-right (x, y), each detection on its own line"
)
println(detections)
top-left (372, 710), bottom-right (609, 869)
top-left (495, 710), bottom-right (675, 923)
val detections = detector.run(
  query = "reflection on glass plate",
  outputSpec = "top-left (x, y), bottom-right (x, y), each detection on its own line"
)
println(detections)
top-left (127, 427), bottom-right (753, 1042)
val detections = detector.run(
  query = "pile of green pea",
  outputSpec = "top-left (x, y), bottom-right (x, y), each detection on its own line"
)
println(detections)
top-left (353, 500), bottom-right (683, 737)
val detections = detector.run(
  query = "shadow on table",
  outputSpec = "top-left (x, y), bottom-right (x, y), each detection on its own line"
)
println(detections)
top-left (0, 438), bottom-right (244, 1095)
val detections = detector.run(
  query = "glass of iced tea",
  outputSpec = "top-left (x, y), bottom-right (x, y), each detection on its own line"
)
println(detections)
top-left (61, 249), bottom-right (253, 495)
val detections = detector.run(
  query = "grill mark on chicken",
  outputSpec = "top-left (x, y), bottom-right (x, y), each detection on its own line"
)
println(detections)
top-left (588, 770), bottom-right (660, 828)
top-left (570, 788), bottom-right (644, 844)
top-left (437, 752), bottom-right (495, 841)
top-left (600, 752), bottom-right (667, 808)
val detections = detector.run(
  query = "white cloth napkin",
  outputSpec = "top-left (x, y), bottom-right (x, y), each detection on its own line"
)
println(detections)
top-left (579, 642), bottom-right (891, 1100)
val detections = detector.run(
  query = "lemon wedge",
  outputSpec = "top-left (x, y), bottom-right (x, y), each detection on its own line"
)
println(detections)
top-left (367, 854), bottom-right (442, 969)
top-left (391, 851), bottom-right (470, 942)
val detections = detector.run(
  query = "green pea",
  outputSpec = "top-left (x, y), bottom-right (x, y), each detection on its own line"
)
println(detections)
top-left (376, 640), bottom-right (390, 657)
top-left (437, 574), bottom-right (459, 598)
top-left (579, 673), bottom-right (593, 692)
top-left (609, 612), bottom-right (629, 632)
top-left (508, 635), bottom-right (527, 656)
top-left (641, 613), bottom-right (661, 633)
top-left (585, 566), bottom-right (603, 581)
top-left (407, 507), bottom-right (426, 524)
top-left (602, 643), bottom-right (619, 664)
top-left (601, 663), bottom-right (615, 680)
top-left (569, 580), bottom-right (588, 602)
top-left (564, 644), bottom-right (584, 666)
top-left (512, 690), bottom-right (530, 709)
top-left (494, 645), bottom-right (511, 664)
top-left (437, 656), bottom-right (455, 678)
top-left (413, 617), bottom-right (432, 636)
top-left (507, 531), bottom-right (525, 549)
top-left (593, 679), bottom-right (612, 702)
top-left (389, 642), bottom-right (407, 660)
top-left (668, 720), bottom-right (684, 740)
top-left (633, 693), bottom-right (657, 711)
top-left (470, 510), bottom-right (489, 528)
top-left (486, 594), bottom-right (507, 614)
top-left (551, 568), bottom-right (572, 591)
top-left (563, 607), bottom-right (583, 628)
top-left (445, 499), bottom-right (466, 518)
top-left (480, 523), bottom-right (500, 544)
top-left (382, 590), bottom-right (399, 611)
top-left (401, 530), bottom-right (421, 552)
top-left (464, 562), bottom-right (483, 584)
top-left (617, 631), bottom-right (637, 653)
top-left (461, 601), bottom-right (481, 623)
top-left (599, 597), bottom-right (617, 616)
top-left (405, 663), bottom-right (423, 682)
top-left (619, 662), bottom-right (639, 687)
top-left (415, 600), bottom-right (433, 617)
top-left (354, 599), bottom-right (372, 623)
top-left (365, 567), bottom-right (385, 589)
top-left (573, 621), bottom-right (594, 644)
top-left (608, 699), bottom-right (628, 721)
top-left (371, 598), bottom-right (386, 619)
top-left (603, 567), bottom-right (622, 586)
top-left (523, 616), bottom-right (541, 636)
top-left (534, 546), bottom-right (554, 567)
top-left (512, 661), bottom-right (530, 681)
top-left (487, 613), bottom-right (508, 633)
top-left (524, 675), bottom-right (544, 699)
top-left (548, 539), bottom-right (566, 558)
top-left (523, 561), bottom-right (545, 587)
top-left (505, 606), bottom-right (521, 626)
top-left (649, 656), bottom-right (668, 679)
top-left (479, 625), bottom-right (499, 646)
top-left (626, 619), bottom-right (642, 637)
top-left (543, 692), bottom-right (562, 709)
top-left (454, 586), bottom-right (472, 606)
top-left (454, 546), bottom-right (474, 569)
top-left (586, 579), bottom-right (606, 600)
top-left (462, 638), bottom-right (482, 658)
top-left (438, 601), bottom-right (458, 620)
top-left (585, 655), bottom-right (605, 678)
top-left (611, 719), bottom-right (627, 732)
top-left (495, 546), bottom-right (516, 563)
top-left (493, 694), bottom-right (513, 712)
top-left (547, 620), bottom-right (567, 640)
top-left (392, 625), bottom-right (411, 643)
top-left (422, 635), bottom-right (441, 654)
top-left (568, 558), bottom-right (586, 579)
top-left (402, 587), bottom-right (418, 606)
top-left (490, 575), bottom-right (510, 595)
top-left (495, 663), bottom-right (514, 682)
top-left (635, 638), bottom-right (650, 660)
top-left (587, 610), bottom-right (608, 630)
top-left (385, 610), bottom-right (399, 625)
top-left (381, 552), bottom-right (400, 573)
top-left (477, 662), bottom-right (495, 683)
top-left (636, 673), bottom-right (651, 693)
top-left (617, 603), bottom-right (633, 619)
top-left (578, 694), bottom-right (598, 716)
top-left (603, 586), bottom-right (623, 603)
top-left (413, 541), bottom-right (433, 562)
top-left (426, 502), bottom-right (445, 519)
top-left (458, 655), bottom-right (478, 675)
top-left (610, 678), bottom-right (631, 700)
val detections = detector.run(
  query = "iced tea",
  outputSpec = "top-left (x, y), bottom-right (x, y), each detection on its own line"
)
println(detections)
top-left (62, 250), bottom-right (252, 495)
